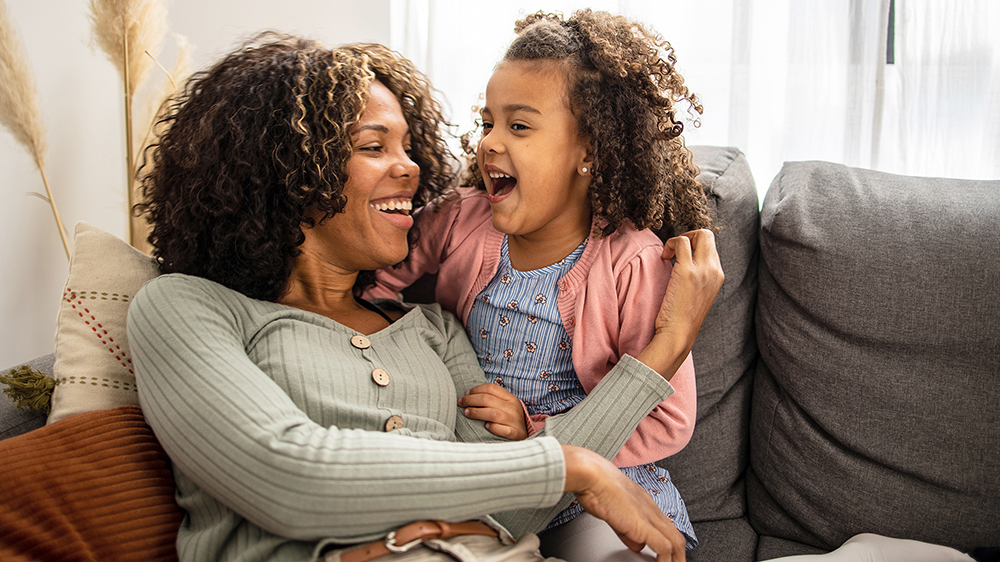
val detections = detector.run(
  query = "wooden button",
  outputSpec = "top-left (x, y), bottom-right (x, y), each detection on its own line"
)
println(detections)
top-left (350, 335), bottom-right (371, 349)
top-left (384, 415), bottom-right (404, 431)
top-left (372, 368), bottom-right (390, 387)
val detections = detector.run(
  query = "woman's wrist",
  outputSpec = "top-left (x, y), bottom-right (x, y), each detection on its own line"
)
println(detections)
top-left (561, 444), bottom-right (601, 493)
top-left (634, 329), bottom-right (692, 381)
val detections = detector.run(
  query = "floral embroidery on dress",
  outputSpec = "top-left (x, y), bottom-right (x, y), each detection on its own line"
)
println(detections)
top-left (528, 315), bottom-right (538, 324)
top-left (499, 316), bottom-right (509, 326)
top-left (535, 294), bottom-right (546, 304)
top-left (507, 300), bottom-right (518, 310)
top-left (539, 370), bottom-right (551, 379)
top-left (559, 340), bottom-right (571, 350)
top-left (501, 274), bottom-right (512, 284)
top-left (525, 342), bottom-right (537, 353)
top-left (480, 328), bottom-right (488, 338)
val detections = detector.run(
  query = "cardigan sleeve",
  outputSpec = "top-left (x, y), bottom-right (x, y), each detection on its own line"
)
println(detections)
top-left (127, 275), bottom-right (566, 543)
top-left (610, 245), bottom-right (698, 467)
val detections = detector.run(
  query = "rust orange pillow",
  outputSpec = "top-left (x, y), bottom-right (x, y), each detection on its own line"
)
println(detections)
top-left (0, 406), bottom-right (181, 562)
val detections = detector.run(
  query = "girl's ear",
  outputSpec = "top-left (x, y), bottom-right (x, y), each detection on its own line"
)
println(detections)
top-left (579, 146), bottom-right (594, 175)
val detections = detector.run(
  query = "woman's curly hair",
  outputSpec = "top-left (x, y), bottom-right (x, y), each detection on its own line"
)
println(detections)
top-left (461, 10), bottom-right (712, 236)
top-left (137, 32), bottom-right (455, 301)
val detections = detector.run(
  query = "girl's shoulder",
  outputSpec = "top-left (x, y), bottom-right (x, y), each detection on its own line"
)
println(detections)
top-left (418, 187), bottom-right (494, 234)
top-left (594, 220), bottom-right (665, 257)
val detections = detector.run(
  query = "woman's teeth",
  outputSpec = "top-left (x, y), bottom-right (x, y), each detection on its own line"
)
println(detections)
top-left (370, 199), bottom-right (413, 214)
top-left (489, 172), bottom-right (513, 179)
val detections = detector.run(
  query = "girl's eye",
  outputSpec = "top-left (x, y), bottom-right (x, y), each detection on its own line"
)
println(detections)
top-left (480, 120), bottom-right (494, 132)
top-left (511, 123), bottom-right (528, 131)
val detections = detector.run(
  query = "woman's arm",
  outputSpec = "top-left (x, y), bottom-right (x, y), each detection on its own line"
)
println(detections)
top-left (127, 275), bottom-right (567, 543)
top-left (432, 305), bottom-right (675, 536)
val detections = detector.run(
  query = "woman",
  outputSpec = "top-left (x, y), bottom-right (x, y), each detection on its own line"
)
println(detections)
top-left (128, 33), bottom-right (722, 562)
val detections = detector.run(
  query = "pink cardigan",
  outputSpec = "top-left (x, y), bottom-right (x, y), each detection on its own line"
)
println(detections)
top-left (367, 188), bottom-right (696, 467)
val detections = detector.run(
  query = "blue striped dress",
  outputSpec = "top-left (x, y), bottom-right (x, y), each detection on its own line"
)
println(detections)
top-left (466, 237), bottom-right (696, 549)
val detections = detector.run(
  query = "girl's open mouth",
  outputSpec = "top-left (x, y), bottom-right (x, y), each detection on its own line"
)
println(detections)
top-left (488, 172), bottom-right (517, 202)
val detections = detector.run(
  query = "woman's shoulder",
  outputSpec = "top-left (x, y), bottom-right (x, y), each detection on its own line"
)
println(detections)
top-left (139, 273), bottom-right (241, 301)
top-left (134, 273), bottom-right (266, 320)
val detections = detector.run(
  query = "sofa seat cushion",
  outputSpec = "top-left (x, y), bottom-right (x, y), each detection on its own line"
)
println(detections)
top-left (750, 161), bottom-right (1000, 552)
top-left (0, 406), bottom-right (181, 561)
top-left (686, 517), bottom-right (758, 562)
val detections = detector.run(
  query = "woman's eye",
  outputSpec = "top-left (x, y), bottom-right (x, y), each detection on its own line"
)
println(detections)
top-left (359, 145), bottom-right (383, 152)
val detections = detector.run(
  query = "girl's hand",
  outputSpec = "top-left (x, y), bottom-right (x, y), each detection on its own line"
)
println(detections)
top-left (458, 383), bottom-right (529, 440)
top-left (562, 445), bottom-right (687, 562)
top-left (637, 229), bottom-right (724, 378)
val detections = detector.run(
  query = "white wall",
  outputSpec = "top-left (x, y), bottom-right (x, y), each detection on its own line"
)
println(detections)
top-left (0, 0), bottom-right (392, 367)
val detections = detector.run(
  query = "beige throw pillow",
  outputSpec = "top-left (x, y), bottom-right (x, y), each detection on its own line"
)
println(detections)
top-left (47, 222), bottom-right (160, 424)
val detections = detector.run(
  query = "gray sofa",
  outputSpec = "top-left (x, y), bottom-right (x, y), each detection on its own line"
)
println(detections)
top-left (2, 146), bottom-right (997, 560)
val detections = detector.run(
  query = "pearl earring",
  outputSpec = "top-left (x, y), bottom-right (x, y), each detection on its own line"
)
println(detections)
top-left (581, 167), bottom-right (589, 174)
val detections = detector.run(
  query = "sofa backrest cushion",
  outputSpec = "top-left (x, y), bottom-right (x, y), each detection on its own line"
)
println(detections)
top-left (655, 146), bottom-right (760, 522)
top-left (749, 161), bottom-right (1000, 551)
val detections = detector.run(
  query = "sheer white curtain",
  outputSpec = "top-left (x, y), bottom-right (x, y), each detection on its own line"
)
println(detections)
top-left (390, 0), bottom-right (999, 200)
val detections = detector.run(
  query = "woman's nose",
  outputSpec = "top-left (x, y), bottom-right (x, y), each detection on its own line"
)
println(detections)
top-left (394, 150), bottom-right (420, 178)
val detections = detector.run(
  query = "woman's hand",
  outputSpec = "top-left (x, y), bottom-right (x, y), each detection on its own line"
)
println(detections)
top-left (458, 383), bottom-right (529, 440)
top-left (636, 229), bottom-right (724, 379)
top-left (562, 445), bottom-right (686, 562)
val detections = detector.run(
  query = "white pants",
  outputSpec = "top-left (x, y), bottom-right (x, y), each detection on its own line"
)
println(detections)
top-left (538, 512), bottom-right (659, 561)
top-left (322, 533), bottom-right (565, 562)
top-left (765, 533), bottom-right (975, 562)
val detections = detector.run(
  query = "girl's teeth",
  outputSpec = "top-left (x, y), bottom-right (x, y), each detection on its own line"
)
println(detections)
top-left (489, 172), bottom-right (512, 179)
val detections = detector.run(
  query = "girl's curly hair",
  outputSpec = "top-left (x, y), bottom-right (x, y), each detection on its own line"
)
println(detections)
top-left (461, 10), bottom-right (711, 236)
top-left (137, 33), bottom-right (455, 301)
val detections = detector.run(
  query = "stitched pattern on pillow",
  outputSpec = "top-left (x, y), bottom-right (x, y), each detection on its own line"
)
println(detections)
top-left (62, 287), bottom-right (135, 377)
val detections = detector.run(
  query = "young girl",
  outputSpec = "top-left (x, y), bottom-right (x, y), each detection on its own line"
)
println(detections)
top-left (367, 9), bottom-right (715, 558)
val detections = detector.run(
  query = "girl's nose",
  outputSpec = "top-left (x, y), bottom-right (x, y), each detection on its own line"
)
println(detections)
top-left (478, 129), bottom-right (502, 155)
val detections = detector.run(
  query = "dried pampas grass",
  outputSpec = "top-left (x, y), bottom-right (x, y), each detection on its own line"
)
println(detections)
top-left (88, 0), bottom-right (166, 97)
top-left (130, 32), bottom-right (191, 256)
top-left (135, 33), bottom-right (191, 160)
top-left (88, 0), bottom-right (167, 247)
top-left (0, 0), bottom-right (71, 259)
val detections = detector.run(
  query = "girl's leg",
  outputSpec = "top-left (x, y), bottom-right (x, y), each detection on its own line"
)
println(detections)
top-left (538, 511), bottom-right (657, 562)
top-left (765, 533), bottom-right (975, 562)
